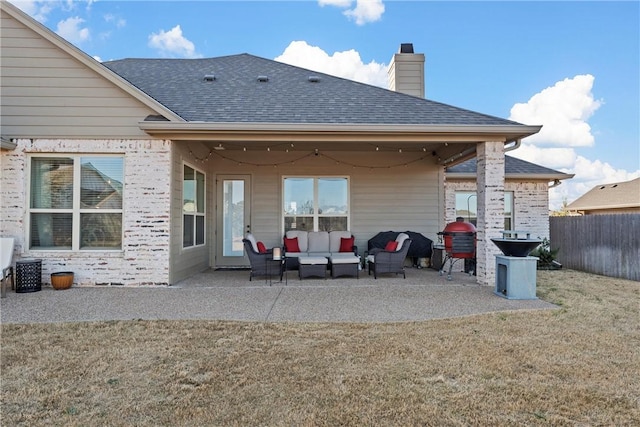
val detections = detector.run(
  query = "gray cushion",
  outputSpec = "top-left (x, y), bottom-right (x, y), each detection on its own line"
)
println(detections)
top-left (307, 231), bottom-right (329, 252)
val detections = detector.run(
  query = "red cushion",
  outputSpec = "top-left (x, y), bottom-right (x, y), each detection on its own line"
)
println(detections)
top-left (384, 241), bottom-right (398, 251)
top-left (284, 237), bottom-right (300, 252)
top-left (256, 241), bottom-right (267, 254)
top-left (339, 236), bottom-right (355, 252)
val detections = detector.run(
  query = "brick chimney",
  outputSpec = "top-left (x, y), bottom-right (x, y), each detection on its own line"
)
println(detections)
top-left (387, 43), bottom-right (425, 98)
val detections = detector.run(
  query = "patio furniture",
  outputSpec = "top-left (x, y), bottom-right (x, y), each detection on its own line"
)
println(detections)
top-left (367, 237), bottom-right (412, 279)
top-left (367, 231), bottom-right (433, 267)
top-left (283, 230), bottom-right (357, 270)
top-left (242, 235), bottom-right (281, 283)
top-left (298, 257), bottom-right (328, 279)
top-left (329, 255), bottom-right (360, 278)
top-left (1, 237), bottom-right (15, 298)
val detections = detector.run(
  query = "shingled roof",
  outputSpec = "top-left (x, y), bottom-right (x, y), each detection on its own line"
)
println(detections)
top-left (103, 54), bottom-right (527, 126)
top-left (567, 178), bottom-right (640, 211)
top-left (446, 155), bottom-right (573, 180)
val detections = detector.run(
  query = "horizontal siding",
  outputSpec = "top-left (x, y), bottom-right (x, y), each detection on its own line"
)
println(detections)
top-left (170, 143), bottom-right (210, 283)
top-left (0, 9), bottom-right (157, 139)
top-left (206, 150), bottom-right (443, 259)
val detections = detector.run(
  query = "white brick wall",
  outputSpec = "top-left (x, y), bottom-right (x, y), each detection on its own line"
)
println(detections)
top-left (475, 142), bottom-right (505, 286)
top-left (445, 180), bottom-right (551, 241)
top-left (0, 138), bottom-right (172, 286)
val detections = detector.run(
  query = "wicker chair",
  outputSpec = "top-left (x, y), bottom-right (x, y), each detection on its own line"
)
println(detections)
top-left (367, 238), bottom-right (412, 279)
top-left (242, 238), bottom-right (280, 281)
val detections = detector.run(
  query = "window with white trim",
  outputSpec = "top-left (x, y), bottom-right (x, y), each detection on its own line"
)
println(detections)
top-left (29, 155), bottom-right (124, 250)
top-left (283, 177), bottom-right (349, 232)
top-left (455, 191), bottom-right (514, 230)
top-left (183, 164), bottom-right (205, 248)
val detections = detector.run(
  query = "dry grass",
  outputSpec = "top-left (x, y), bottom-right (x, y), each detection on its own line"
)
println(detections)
top-left (1, 270), bottom-right (639, 426)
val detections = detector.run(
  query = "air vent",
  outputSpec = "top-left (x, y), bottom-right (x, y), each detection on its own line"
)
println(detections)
top-left (203, 74), bottom-right (216, 82)
top-left (308, 76), bottom-right (320, 83)
top-left (257, 75), bottom-right (269, 82)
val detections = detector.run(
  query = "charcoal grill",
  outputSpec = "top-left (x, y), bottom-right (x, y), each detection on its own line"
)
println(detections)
top-left (438, 218), bottom-right (476, 280)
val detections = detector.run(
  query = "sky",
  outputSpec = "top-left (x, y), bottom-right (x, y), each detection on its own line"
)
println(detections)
top-left (11, 0), bottom-right (640, 210)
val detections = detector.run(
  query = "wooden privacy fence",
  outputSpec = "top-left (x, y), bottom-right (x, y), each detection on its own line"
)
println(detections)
top-left (550, 214), bottom-right (640, 281)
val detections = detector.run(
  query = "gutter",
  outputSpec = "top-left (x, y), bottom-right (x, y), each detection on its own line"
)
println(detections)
top-left (0, 137), bottom-right (17, 150)
top-left (504, 138), bottom-right (521, 152)
top-left (138, 121), bottom-right (542, 138)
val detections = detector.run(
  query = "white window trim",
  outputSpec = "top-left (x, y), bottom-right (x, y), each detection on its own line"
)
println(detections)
top-left (282, 176), bottom-right (350, 232)
top-left (27, 154), bottom-right (124, 252)
top-left (454, 190), bottom-right (515, 228)
top-left (182, 162), bottom-right (206, 249)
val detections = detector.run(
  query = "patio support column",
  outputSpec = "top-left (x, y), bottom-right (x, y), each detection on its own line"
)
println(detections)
top-left (475, 141), bottom-right (505, 286)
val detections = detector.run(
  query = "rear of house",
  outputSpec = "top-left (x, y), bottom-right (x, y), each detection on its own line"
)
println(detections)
top-left (2, 1), bottom-right (558, 288)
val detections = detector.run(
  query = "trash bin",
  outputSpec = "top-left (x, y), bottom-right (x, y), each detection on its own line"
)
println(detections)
top-left (16, 259), bottom-right (42, 293)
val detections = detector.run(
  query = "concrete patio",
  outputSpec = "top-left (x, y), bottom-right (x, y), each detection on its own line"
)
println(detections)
top-left (0, 267), bottom-right (557, 324)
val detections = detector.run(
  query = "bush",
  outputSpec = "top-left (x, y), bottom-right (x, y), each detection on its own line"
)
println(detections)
top-left (530, 237), bottom-right (561, 270)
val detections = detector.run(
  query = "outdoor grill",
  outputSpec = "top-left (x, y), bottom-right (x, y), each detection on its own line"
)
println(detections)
top-left (437, 218), bottom-right (476, 280)
top-left (492, 230), bottom-right (542, 299)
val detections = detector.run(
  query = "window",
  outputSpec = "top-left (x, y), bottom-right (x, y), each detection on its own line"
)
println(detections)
top-left (29, 156), bottom-right (123, 250)
top-left (455, 191), bottom-right (514, 229)
top-left (183, 164), bottom-right (205, 248)
top-left (283, 177), bottom-right (349, 232)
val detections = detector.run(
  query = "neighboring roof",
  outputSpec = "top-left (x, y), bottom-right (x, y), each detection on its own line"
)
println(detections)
top-left (446, 155), bottom-right (574, 180)
top-left (566, 178), bottom-right (640, 211)
top-left (103, 55), bottom-right (527, 127)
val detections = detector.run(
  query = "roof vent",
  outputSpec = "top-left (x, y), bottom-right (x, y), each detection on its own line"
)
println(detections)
top-left (308, 76), bottom-right (320, 83)
top-left (203, 74), bottom-right (216, 82)
top-left (400, 43), bottom-right (414, 54)
top-left (257, 75), bottom-right (269, 82)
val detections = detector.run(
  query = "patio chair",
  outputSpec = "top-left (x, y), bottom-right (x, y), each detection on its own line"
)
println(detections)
top-left (242, 236), bottom-right (279, 281)
top-left (1, 237), bottom-right (15, 298)
top-left (367, 238), bottom-right (412, 279)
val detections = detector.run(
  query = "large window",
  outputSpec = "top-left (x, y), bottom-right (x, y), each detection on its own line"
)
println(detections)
top-left (455, 191), bottom-right (514, 230)
top-left (183, 164), bottom-right (205, 248)
top-left (283, 177), bottom-right (349, 232)
top-left (29, 156), bottom-right (123, 250)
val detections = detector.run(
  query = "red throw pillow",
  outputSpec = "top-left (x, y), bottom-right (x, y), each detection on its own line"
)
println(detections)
top-left (339, 236), bottom-right (355, 252)
top-left (284, 237), bottom-right (300, 252)
top-left (256, 241), bottom-right (267, 254)
top-left (384, 241), bottom-right (398, 251)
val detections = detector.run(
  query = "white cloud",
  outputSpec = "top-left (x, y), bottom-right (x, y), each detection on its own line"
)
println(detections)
top-left (104, 13), bottom-right (126, 29)
top-left (148, 25), bottom-right (201, 59)
top-left (319, 0), bottom-right (385, 25)
top-left (508, 74), bottom-right (639, 210)
top-left (275, 41), bottom-right (388, 87)
top-left (509, 74), bottom-right (602, 147)
top-left (56, 16), bottom-right (90, 44)
top-left (12, 0), bottom-right (54, 23)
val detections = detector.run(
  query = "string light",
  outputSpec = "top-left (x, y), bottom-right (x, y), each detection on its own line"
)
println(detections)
top-left (191, 144), bottom-right (433, 168)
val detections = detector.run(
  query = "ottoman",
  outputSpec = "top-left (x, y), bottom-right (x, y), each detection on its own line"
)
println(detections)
top-left (329, 256), bottom-right (360, 279)
top-left (298, 257), bottom-right (328, 279)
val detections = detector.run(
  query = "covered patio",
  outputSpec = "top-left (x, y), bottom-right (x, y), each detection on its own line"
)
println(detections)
top-left (1, 267), bottom-right (556, 324)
